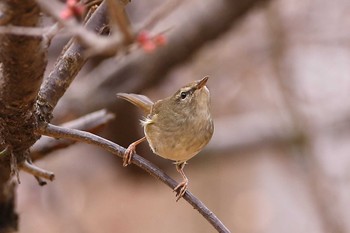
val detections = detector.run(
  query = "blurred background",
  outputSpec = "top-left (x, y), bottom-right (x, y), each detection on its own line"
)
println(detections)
top-left (19, 0), bottom-right (350, 232)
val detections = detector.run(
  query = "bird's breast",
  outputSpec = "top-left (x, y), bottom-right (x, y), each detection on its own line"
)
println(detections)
top-left (143, 110), bottom-right (213, 162)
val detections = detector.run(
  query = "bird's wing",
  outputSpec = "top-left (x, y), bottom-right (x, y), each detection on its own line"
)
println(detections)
top-left (116, 93), bottom-right (154, 114)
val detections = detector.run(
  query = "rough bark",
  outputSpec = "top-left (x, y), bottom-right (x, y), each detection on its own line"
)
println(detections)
top-left (0, 0), bottom-right (46, 231)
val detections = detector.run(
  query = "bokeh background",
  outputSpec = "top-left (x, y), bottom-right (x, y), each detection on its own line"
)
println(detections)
top-left (18, 0), bottom-right (350, 232)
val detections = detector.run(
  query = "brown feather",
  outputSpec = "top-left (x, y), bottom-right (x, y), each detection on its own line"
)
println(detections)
top-left (116, 93), bottom-right (154, 114)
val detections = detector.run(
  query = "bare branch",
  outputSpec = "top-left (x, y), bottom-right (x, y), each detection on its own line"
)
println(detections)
top-left (61, 109), bottom-right (115, 129)
top-left (106, 0), bottom-right (133, 43)
top-left (0, 24), bottom-right (60, 49)
top-left (20, 161), bottom-right (54, 181)
top-left (37, 123), bottom-right (231, 233)
top-left (0, 25), bottom-right (48, 37)
top-left (31, 109), bottom-right (115, 160)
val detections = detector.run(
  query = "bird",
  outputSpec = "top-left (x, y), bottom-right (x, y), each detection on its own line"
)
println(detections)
top-left (116, 76), bottom-right (214, 201)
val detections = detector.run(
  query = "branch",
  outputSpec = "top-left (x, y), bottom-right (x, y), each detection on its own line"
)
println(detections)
top-left (37, 123), bottom-right (231, 233)
top-left (20, 161), bottom-right (54, 182)
top-left (105, 0), bottom-right (133, 43)
top-left (31, 109), bottom-right (115, 161)
top-left (0, 25), bottom-right (48, 37)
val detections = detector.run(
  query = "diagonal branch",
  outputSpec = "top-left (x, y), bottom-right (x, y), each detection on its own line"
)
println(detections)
top-left (20, 161), bottom-right (54, 182)
top-left (37, 123), bottom-right (231, 233)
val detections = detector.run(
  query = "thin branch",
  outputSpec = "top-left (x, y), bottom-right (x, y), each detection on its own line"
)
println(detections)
top-left (106, 0), bottom-right (133, 43)
top-left (20, 161), bottom-right (55, 181)
top-left (0, 24), bottom-right (61, 49)
top-left (37, 123), bottom-right (231, 233)
top-left (0, 25), bottom-right (49, 37)
top-left (61, 109), bottom-right (114, 129)
top-left (31, 109), bottom-right (115, 161)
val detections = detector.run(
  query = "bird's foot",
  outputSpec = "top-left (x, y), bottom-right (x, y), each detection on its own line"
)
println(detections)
top-left (174, 180), bottom-right (188, 201)
top-left (123, 137), bottom-right (146, 167)
top-left (123, 145), bottom-right (135, 167)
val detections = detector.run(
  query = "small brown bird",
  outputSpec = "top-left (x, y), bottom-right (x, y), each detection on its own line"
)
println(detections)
top-left (117, 76), bottom-right (214, 200)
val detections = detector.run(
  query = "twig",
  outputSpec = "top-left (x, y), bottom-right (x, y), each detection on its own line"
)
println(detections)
top-left (0, 23), bottom-right (61, 49)
top-left (61, 109), bottom-right (115, 129)
top-left (106, 0), bottom-right (133, 43)
top-left (38, 123), bottom-right (231, 233)
top-left (20, 161), bottom-right (55, 182)
top-left (0, 25), bottom-right (49, 37)
top-left (31, 109), bottom-right (115, 161)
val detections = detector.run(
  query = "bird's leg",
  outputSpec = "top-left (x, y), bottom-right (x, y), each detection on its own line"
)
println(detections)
top-left (174, 162), bottom-right (188, 201)
top-left (123, 137), bottom-right (146, 167)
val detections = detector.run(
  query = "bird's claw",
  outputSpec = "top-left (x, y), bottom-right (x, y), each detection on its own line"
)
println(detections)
top-left (123, 137), bottom-right (146, 167)
top-left (173, 180), bottom-right (188, 201)
top-left (123, 146), bottom-right (135, 167)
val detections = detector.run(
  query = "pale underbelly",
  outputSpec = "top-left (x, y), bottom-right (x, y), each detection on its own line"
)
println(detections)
top-left (144, 122), bottom-right (210, 162)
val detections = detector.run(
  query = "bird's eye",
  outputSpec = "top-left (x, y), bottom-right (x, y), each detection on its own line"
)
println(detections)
top-left (180, 91), bottom-right (188, 99)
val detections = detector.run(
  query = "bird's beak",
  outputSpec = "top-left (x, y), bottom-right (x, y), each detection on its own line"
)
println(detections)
top-left (196, 76), bottom-right (209, 90)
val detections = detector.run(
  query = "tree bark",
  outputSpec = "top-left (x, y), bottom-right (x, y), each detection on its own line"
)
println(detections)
top-left (0, 1), bottom-right (46, 231)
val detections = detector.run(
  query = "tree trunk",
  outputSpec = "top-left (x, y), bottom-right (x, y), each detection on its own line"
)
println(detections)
top-left (0, 1), bottom-right (46, 231)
